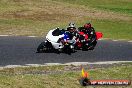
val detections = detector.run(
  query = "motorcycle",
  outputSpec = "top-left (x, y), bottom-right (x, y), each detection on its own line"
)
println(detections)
top-left (75, 29), bottom-right (103, 51)
top-left (37, 28), bottom-right (75, 54)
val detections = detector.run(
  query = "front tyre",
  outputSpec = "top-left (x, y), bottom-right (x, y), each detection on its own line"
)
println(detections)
top-left (88, 40), bottom-right (97, 50)
top-left (37, 42), bottom-right (46, 53)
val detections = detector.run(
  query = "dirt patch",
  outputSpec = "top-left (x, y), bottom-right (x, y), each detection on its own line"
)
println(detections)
top-left (2, 10), bottom-right (74, 22)
top-left (59, 5), bottom-right (132, 21)
top-left (1, 0), bottom-right (131, 22)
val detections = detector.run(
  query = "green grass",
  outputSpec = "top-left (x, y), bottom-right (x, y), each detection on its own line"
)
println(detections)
top-left (0, 63), bottom-right (131, 88)
top-left (53, 0), bottom-right (132, 15)
top-left (92, 20), bottom-right (132, 40)
top-left (0, 0), bottom-right (132, 39)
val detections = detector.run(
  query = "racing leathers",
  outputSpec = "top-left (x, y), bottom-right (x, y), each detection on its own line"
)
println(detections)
top-left (78, 27), bottom-right (96, 42)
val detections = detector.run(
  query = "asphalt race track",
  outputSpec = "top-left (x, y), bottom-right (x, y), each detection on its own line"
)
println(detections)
top-left (0, 36), bottom-right (132, 66)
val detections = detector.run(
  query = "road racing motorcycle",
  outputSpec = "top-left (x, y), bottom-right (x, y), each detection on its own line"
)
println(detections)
top-left (75, 29), bottom-right (103, 50)
top-left (37, 28), bottom-right (75, 54)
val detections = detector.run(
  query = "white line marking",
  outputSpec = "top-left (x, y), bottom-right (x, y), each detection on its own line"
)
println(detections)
top-left (28, 36), bottom-right (37, 37)
top-left (0, 35), bottom-right (9, 36)
top-left (4, 65), bottom-right (22, 68)
top-left (0, 35), bottom-right (38, 37)
top-left (98, 39), bottom-right (102, 40)
top-left (128, 41), bottom-right (132, 43)
top-left (98, 38), bottom-right (110, 40)
top-left (64, 61), bottom-right (132, 65)
top-left (25, 64), bottom-right (44, 67)
top-left (112, 40), bottom-right (118, 41)
top-left (44, 63), bottom-right (61, 65)
top-left (1, 61), bottom-right (132, 68)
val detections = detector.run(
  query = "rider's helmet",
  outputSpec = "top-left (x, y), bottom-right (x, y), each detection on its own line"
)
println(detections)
top-left (84, 23), bottom-right (92, 29)
top-left (67, 22), bottom-right (76, 33)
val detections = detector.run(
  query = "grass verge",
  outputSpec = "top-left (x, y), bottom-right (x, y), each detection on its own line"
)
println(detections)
top-left (0, 63), bottom-right (131, 88)
top-left (53, 0), bottom-right (132, 15)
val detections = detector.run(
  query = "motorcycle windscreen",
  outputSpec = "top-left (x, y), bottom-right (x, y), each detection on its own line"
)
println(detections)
top-left (96, 32), bottom-right (103, 40)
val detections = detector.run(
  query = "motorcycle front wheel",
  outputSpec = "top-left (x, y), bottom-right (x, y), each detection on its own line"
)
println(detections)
top-left (37, 42), bottom-right (47, 53)
top-left (88, 40), bottom-right (97, 50)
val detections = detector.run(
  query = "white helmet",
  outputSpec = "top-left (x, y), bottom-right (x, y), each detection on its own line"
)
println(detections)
top-left (67, 22), bottom-right (76, 32)
top-left (68, 22), bottom-right (75, 28)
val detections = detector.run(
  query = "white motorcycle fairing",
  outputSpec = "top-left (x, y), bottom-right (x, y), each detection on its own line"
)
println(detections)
top-left (46, 29), bottom-right (64, 49)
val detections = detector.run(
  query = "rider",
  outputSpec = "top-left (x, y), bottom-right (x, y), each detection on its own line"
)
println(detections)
top-left (78, 23), bottom-right (96, 41)
top-left (83, 23), bottom-right (96, 40)
top-left (66, 22), bottom-right (79, 40)
top-left (57, 22), bottom-right (77, 52)
top-left (64, 22), bottom-right (80, 46)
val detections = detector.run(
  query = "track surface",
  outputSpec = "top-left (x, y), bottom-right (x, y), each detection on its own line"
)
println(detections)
top-left (0, 36), bottom-right (132, 66)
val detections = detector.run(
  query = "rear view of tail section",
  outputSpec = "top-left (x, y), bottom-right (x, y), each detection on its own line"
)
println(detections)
top-left (96, 32), bottom-right (103, 40)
